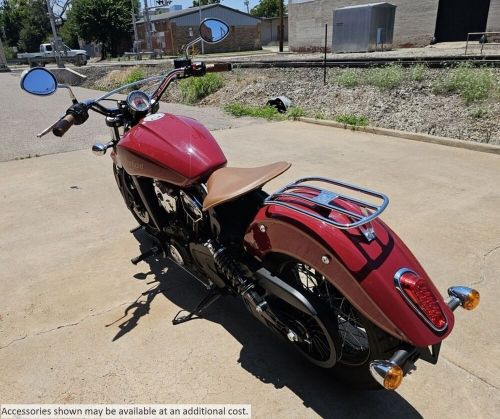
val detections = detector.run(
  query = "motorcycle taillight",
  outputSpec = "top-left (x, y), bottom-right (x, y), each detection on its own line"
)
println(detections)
top-left (399, 272), bottom-right (447, 330)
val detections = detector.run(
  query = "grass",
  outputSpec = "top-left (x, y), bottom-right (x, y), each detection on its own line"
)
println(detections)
top-left (180, 73), bottom-right (224, 103)
top-left (123, 67), bottom-right (146, 85)
top-left (224, 103), bottom-right (284, 120)
top-left (432, 63), bottom-right (495, 103)
top-left (366, 65), bottom-right (404, 90)
top-left (336, 69), bottom-right (360, 88)
top-left (314, 112), bottom-right (325, 120)
top-left (224, 103), bottom-right (307, 120)
top-left (287, 106), bottom-right (307, 119)
top-left (335, 114), bottom-right (369, 126)
top-left (411, 64), bottom-right (427, 82)
top-left (470, 108), bottom-right (489, 119)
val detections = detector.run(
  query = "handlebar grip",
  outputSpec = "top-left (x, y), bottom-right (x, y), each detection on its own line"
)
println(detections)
top-left (52, 114), bottom-right (75, 137)
top-left (206, 63), bottom-right (232, 73)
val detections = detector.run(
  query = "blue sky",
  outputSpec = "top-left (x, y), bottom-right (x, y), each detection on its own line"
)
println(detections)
top-left (145, 0), bottom-right (262, 14)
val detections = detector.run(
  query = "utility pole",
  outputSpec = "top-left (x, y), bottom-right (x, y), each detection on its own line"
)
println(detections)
top-left (0, 36), bottom-right (8, 70)
top-left (143, 0), bottom-right (153, 51)
top-left (131, 0), bottom-right (139, 52)
top-left (244, 0), bottom-right (249, 13)
top-left (46, 0), bottom-right (64, 67)
top-left (279, 0), bottom-right (284, 52)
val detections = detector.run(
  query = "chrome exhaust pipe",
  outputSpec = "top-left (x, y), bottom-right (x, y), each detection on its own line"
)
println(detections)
top-left (447, 286), bottom-right (480, 311)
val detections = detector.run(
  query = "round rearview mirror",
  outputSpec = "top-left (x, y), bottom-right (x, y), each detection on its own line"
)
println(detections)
top-left (20, 68), bottom-right (58, 96)
top-left (199, 18), bottom-right (230, 44)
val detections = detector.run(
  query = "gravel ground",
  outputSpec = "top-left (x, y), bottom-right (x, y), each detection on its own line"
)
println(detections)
top-left (80, 65), bottom-right (500, 144)
top-left (204, 67), bottom-right (500, 144)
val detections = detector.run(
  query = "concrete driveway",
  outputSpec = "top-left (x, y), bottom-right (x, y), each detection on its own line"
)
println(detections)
top-left (0, 72), bottom-right (262, 162)
top-left (1, 104), bottom-right (499, 415)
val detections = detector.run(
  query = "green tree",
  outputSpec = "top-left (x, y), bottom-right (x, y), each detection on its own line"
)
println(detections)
top-left (70, 0), bottom-right (136, 58)
top-left (18, 0), bottom-right (51, 52)
top-left (59, 4), bottom-right (80, 48)
top-left (250, 0), bottom-right (284, 17)
top-left (192, 0), bottom-right (220, 7)
top-left (0, 0), bottom-right (50, 52)
top-left (1, 0), bottom-right (27, 47)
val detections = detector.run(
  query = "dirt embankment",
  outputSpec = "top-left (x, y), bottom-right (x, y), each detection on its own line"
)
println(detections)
top-left (81, 65), bottom-right (500, 144)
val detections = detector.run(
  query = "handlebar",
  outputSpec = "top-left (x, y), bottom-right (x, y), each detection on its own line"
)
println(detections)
top-left (40, 61), bottom-right (232, 138)
top-left (52, 114), bottom-right (75, 137)
top-left (205, 63), bottom-right (232, 73)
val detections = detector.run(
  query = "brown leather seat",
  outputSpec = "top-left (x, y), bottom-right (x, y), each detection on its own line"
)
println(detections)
top-left (203, 161), bottom-right (291, 210)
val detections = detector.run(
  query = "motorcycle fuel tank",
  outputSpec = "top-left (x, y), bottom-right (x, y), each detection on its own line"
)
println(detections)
top-left (116, 112), bottom-right (227, 187)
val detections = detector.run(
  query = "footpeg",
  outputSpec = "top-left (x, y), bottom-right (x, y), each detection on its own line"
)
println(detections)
top-left (131, 246), bottom-right (160, 265)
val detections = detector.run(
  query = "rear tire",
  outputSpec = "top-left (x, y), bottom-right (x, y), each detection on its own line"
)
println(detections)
top-left (275, 259), bottom-right (401, 389)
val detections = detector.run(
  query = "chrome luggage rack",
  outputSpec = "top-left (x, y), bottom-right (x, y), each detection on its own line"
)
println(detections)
top-left (263, 177), bottom-right (389, 230)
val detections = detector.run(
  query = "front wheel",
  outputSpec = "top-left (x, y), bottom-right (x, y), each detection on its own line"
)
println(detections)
top-left (274, 259), bottom-right (401, 389)
top-left (113, 164), bottom-right (157, 233)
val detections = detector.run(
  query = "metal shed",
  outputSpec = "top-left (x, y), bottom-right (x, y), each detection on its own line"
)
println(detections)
top-left (332, 2), bottom-right (396, 53)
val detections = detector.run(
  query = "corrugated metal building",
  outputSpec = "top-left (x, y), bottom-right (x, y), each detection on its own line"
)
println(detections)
top-left (136, 4), bottom-right (262, 55)
top-left (289, 0), bottom-right (500, 52)
top-left (332, 3), bottom-right (396, 52)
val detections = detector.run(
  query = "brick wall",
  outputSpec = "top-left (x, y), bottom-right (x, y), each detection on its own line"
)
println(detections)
top-left (137, 21), bottom-right (261, 55)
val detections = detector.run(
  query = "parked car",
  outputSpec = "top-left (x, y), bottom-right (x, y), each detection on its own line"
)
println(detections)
top-left (17, 43), bottom-right (88, 67)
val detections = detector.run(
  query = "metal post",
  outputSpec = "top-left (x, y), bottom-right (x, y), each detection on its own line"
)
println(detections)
top-left (279, 0), bottom-right (284, 52)
top-left (46, 0), bottom-right (64, 67)
top-left (199, 4), bottom-right (204, 54)
top-left (323, 24), bottom-right (327, 84)
top-left (143, 0), bottom-right (153, 51)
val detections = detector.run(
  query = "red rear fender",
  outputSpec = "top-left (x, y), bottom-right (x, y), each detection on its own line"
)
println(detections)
top-left (243, 205), bottom-right (455, 347)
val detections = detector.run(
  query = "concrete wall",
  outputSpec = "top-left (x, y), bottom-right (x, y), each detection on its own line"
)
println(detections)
top-left (487, 0), bottom-right (500, 34)
top-left (261, 17), bottom-right (289, 45)
top-left (289, 0), bottom-right (441, 51)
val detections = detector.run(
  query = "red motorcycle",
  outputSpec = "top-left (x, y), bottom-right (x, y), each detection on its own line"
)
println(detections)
top-left (20, 18), bottom-right (480, 390)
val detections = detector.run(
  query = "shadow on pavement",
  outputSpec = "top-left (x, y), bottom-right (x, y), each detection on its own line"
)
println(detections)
top-left (108, 231), bottom-right (422, 419)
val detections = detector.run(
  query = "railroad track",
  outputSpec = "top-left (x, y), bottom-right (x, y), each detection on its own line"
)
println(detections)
top-left (230, 55), bottom-right (500, 69)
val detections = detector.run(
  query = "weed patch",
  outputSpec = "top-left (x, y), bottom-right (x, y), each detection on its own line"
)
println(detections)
top-left (336, 69), bottom-right (360, 88)
top-left (180, 73), bottom-right (224, 103)
top-left (366, 65), bottom-right (404, 90)
top-left (335, 114), bottom-right (369, 126)
top-left (411, 64), bottom-right (427, 82)
top-left (287, 106), bottom-right (307, 119)
top-left (224, 103), bottom-right (284, 120)
top-left (432, 64), bottom-right (495, 102)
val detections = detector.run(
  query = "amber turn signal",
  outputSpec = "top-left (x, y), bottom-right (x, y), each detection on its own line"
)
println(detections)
top-left (462, 289), bottom-right (480, 310)
top-left (447, 286), bottom-right (480, 311)
top-left (369, 361), bottom-right (404, 390)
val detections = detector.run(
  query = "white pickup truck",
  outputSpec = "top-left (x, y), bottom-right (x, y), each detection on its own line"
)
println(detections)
top-left (17, 43), bottom-right (89, 66)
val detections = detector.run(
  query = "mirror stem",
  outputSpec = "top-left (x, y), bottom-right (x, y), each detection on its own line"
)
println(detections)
top-left (185, 37), bottom-right (202, 59)
top-left (59, 84), bottom-right (78, 103)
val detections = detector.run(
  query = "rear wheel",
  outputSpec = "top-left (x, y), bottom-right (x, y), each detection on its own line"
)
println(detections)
top-left (276, 259), bottom-right (401, 389)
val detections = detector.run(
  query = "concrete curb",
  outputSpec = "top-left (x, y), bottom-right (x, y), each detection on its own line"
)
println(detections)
top-left (297, 117), bottom-right (500, 155)
top-left (51, 67), bottom-right (87, 86)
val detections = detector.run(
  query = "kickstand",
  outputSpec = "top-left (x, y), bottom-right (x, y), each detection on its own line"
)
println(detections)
top-left (172, 290), bottom-right (222, 325)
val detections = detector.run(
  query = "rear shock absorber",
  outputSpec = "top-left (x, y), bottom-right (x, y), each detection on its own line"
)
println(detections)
top-left (204, 239), bottom-right (251, 293)
top-left (204, 240), bottom-right (269, 310)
